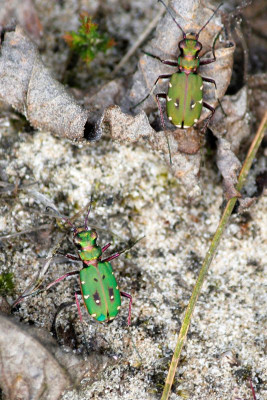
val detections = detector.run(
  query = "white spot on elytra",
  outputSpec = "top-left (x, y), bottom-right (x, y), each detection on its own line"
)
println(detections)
top-left (96, 300), bottom-right (100, 304)
top-left (84, 294), bottom-right (90, 299)
top-left (191, 103), bottom-right (196, 109)
top-left (117, 306), bottom-right (121, 310)
top-left (167, 96), bottom-right (172, 101)
top-left (194, 118), bottom-right (198, 123)
top-left (116, 286), bottom-right (119, 289)
top-left (110, 296), bottom-right (114, 300)
top-left (198, 99), bottom-right (203, 104)
top-left (92, 313), bottom-right (97, 317)
top-left (168, 116), bottom-right (172, 121)
top-left (184, 125), bottom-right (190, 128)
top-left (174, 103), bottom-right (178, 107)
top-left (200, 85), bottom-right (203, 90)
top-left (169, 82), bottom-right (172, 88)
top-left (81, 281), bottom-right (85, 285)
top-left (175, 124), bottom-right (181, 128)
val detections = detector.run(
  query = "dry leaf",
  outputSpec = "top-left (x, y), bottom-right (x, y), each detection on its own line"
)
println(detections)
top-left (0, 0), bottom-right (43, 42)
top-left (216, 138), bottom-right (242, 200)
top-left (0, 26), bottom-right (101, 142)
top-left (128, 0), bottom-right (235, 122)
top-left (211, 86), bottom-right (251, 199)
top-left (0, 314), bottom-right (114, 399)
top-left (100, 0), bottom-right (235, 197)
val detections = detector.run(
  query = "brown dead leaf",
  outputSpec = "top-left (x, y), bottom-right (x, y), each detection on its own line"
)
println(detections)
top-left (129, 0), bottom-right (235, 125)
top-left (216, 138), bottom-right (242, 200)
top-left (0, 26), bottom-right (101, 142)
top-left (109, 0), bottom-right (235, 197)
top-left (211, 86), bottom-right (252, 200)
top-left (0, 314), bottom-right (114, 400)
top-left (167, 128), bottom-right (202, 155)
top-left (248, 73), bottom-right (267, 123)
top-left (0, 0), bottom-right (43, 42)
top-left (211, 86), bottom-right (250, 153)
top-left (0, 314), bottom-right (70, 400)
top-left (84, 79), bottom-right (125, 124)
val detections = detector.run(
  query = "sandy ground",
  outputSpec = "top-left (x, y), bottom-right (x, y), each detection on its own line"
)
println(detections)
top-left (1, 126), bottom-right (266, 399)
top-left (0, 0), bottom-right (266, 399)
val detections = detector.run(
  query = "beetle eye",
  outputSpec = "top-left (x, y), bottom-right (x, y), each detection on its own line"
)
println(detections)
top-left (91, 230), bottom-right (98, 239)
top-left (179, 40), bottom-right (186, 48)
top-left (74, 234), bottom-right (81, 243)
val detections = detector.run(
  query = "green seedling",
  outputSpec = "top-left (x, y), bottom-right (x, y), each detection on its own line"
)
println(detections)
top-left (64, 12), bottom-right (115, 65)
top-left (0, 272), bottom-right (15, 296)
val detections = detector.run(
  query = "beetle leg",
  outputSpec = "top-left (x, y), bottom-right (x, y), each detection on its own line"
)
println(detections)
top-left (201, 78), bottom-right (227, 116)
top-left (201, 101), bottom-right (215, 133)
top-left (202, 76), bottom-right (217, 89)
top-left (45, 271), bottom-right (80, 290)
top-left (199, 30), bottom-right (220, 65)
top-left (199, 44), bottom-right (216, 65)
top-left (142, 51), bottom-right (178, 67)
top-left (203, 101), bottom-right (215, 113)
top-left (51, 292), bottom-right (90, 355)
top-left (102, 242), bottom-right (111, 253)
top-left (102, 236), bottom-right (144, 263)
top-left (75, 292), bottom-right (83, 323)
top-left (65, 253), bottom-right (80, 261)
top-left (101, 252), bottom-right (120, 263)
top-left (75, 292), bottom-right (91, 354)
top-left (131, 74), bottom-right (172, 110)
top-left (120, 291), bottom-right (133, 326)
top-left (12, 270), bottom-right (80, 307)
top-left (199, 57), bottom-right (216, 66)
top-left (75, 292), bottom-right (92, 355)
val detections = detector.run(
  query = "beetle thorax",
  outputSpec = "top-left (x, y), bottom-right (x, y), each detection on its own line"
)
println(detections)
top-left (178, 33), bottom-right (201, 73)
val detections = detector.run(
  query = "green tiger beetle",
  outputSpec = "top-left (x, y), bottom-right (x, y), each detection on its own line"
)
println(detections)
top-left (13, 205), bottom-right (132, 326)
top-left (136, 0), bottom-right (223, 133)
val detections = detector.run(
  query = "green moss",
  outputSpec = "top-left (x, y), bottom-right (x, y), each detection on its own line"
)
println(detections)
top-left (64, 12), bottom-right (115, 65)
top-left (0, 272), bottom-right (15, 296)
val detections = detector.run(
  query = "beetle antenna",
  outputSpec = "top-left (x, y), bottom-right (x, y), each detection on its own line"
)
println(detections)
top-left (117, 235), bottom-right (145, 256)
top-left (197, 3), bottom-right (223, 38)
top-left (46, 206), bottom-right (76, 231)
top-left (84, 193), bottom-right (93, 230)
top-left (158, 0), bottom-right (186, 38)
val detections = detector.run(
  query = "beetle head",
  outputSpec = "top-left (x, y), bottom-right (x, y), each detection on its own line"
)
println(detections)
top-left (73, 228), bottom-right (98, 246)
top-left (179, 33), bottom-right (202, 56)
top-left (158, 0), bottom-right (222, 51)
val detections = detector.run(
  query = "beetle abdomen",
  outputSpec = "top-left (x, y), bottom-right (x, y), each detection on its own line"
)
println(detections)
top-left (80, 261), bottom-right (121, 323)
top-left (166, 72), bottom-right (203, 128)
